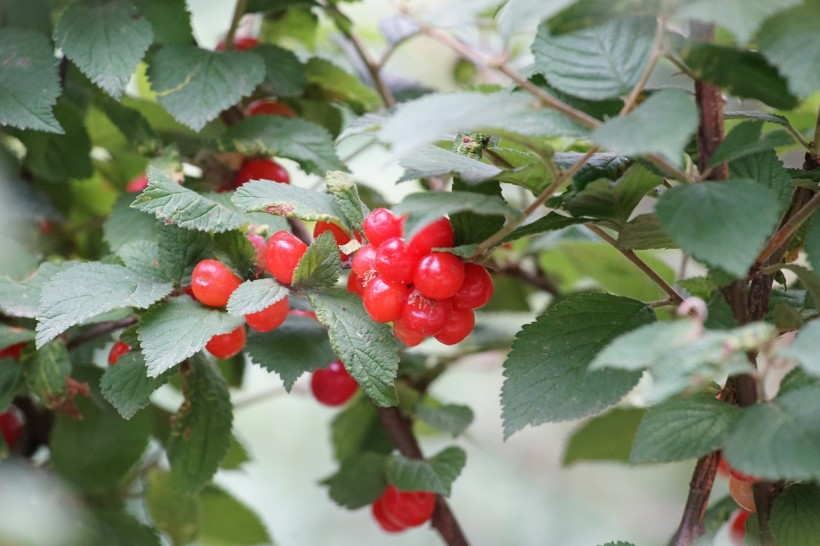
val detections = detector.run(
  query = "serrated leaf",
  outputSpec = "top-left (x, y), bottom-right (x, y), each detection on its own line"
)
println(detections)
top-left (131, 168), bottom-right (246, 233)
top-left (501, 293), bottom-right (653, 438)
top-left (592, 89), bottom-right (698, 166)
top-left (617, 214), bottom-right (676, 250)
top-left (200, 485), bottom-right (273, 545)
top-left (292, 231), bottom-right (342, 289)
top-left (777, 321), bottom-right (820, 378)
top-left (630, 394), bottom-right (740, 463)
top-left (255, 43), bottom-right (306, 97)
top-left (118, 240), bottom-right (168, 282)
top-left (656, 180), bottom-right (780, 278)
top-left (233, 180), bottom-right (348, 224)
top-left (532, 16), bottom-right (655, 101)
top-left (770, 483), bottom-right (820, 546)
top-left (0, 262), bottom-right (73, 319)
top-left (563, 408), bottom-right (644, 465)
top-left (724, 385), bottom-right (820, 481)
top-left (323, 452), bottom-right (388, 509)
top-left (673, 0), bottom-right (799, 45)
top-left (496, 0), bottom-right (575, 40)
top-left (546, 0), bottom-right (662, 35)
top-left (560, 152), bottom-right (633, 190)
top-left (400, 144), bottom-right (502, 184)
top-left (0, 28), bottom-right (63, 133)
top-left (213, 231), bottom-right (258, 280)
top-left (758, 4), bottom-right (820, 99)
top-left (305, 57), bottom-right (380, 112)
top-left (156, 224), bottom-right (213, 286)
top-left (246, 314), bottom-right (335, 391)
top-left (502, 212), bottom-right (587, 243)
top-left (324, 171), bottom-right (367, 233)
top-left (55, 1), bottom-right (154, 99)
top-left (97, 96), bottom-right (163, 155)
top-left (138, 297), bottom-right (245, 377)
top-left (132, 0), bottom-right (193, 45)
top-left (387, 446), bottom-right (466, 497)
top-left (331, 395), bottom-right (393, 461)
top-left (145, 469), bottom-right (199, 546)
top-left (22, 340), bottom-right (71, 409)
top-left (104, 194), bottom-right (164, 252)
top-left (148, 45), bottom-right (264, 131)
top-left (227, 279), bottom-right (288, 316)
top-left (219, 116), bottom-right (343, 175)
top-left (416, 401), bottom-right (474, 438)
top-left (729, 150), bottom-right (793, 216)
top-left (100, 351), bottom-right (172, 419)
top-left (35, 263), bottom-right (172, 347)
top-left (308, 288), bottom-right (399, 407)
top-left (168, 356), bottom-right (233, 492)
top-left (565, 163), bottom-right (661, 226)
top-left (710, 121), bottom-right (794, 167)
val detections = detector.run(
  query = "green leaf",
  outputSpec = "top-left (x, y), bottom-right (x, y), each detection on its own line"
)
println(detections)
top-left (496, 0), bottom-right (575, 40)
top-left (55, 1), bottom-right (154, 99)
top-left (775, 265), bottom-right (820, 313)
top-left (502, 212), bottom-right (587, 243)
top-left (245, 314), bottom-right (335, 391)
top-left (148, 45), bottom-right (265, 131)
top-left (807, 212), bottom-right (820, 275)
top-left (777, 321), bottom-right (820, 378)
top-left (88, 509), bottom-right (161, 546)
top-left (683, 44), bottom-right (797, 110)
top-left (51, 395), bottom-right (151, 490)
top-left (131, 0), bottom-right (194, 45)
top-left (323, 452), bottom-right (387, 509)
top-left (565, 163), bottom-right (661, 226)
top-left (97, 96), bottom-right (163, 155)
top-left (331, 395), bottom-right (393, 461)
top-left (226, 279), bottom-right (288, 316)
top-left (673, 0), bottom-right (799, 44)
top-left (630, 394), bottom-right (740, 463)
top-left (501, 293), bottom-right (653, 438)
top-left (324, 171), bottom-right (367, 234)
top-left (546, 0), bottom-right (663, 34)
top-left (131, 168), bottom-right (246, 233)
top-left (415, 401), bottom-right (474, 438)
top-left (770, 483), bottom-right (820, 546)
top-left (709, 121), bottom-right (794, 167)
top-left (145, 469), bottom-right (199, 546)
top-left (17, 99), bottom-right (92, 181)
top-left (729, 150), bottom-right (793, 216)
top-left (35, 263), bottom-right (172, 348)
top-left (563, 408), bottom-right (644, 465)
top-left (399, 144), bottom-right (502, 184)
top-left (233, 180), bottom-right (348, 224)
top-left (200, 485), bottom-right (273, 546)
top-left (758, 4), bottom-right (820, 99)
top-left (219, 116), bottom-right (343, 175)
top-left (656, 180), bottom-right (780, 278)
top-left (304, 57), bottom-right (380, 112)
top-left (0, 262), bottom-right (73, 319)
top-left (0, 360), bottom-right (24, 410)
top-left (0, 28), bottom-right (63, 133)
top-left (22, 340), bottom-right (71, 409)
top-left (292, 231), bottom-right (342, 290)
top-left (387, 446), bottom-right (466, 497)
top-left (724, 385), bottom-right (820, 481)
top-left (100, 351), bottom-right (172, 420)
top-left (592, 89), bottom-right (698, 166)
top-left (532, 16), bottom-right (655, 101)
top-left (617, 214), bottom-right (677, 250)
top-left (155, 225), bottom-right (213, 286)
top-left (168, 357), bottom-right (233, 492)
top-left (255, 43), bottom-right (305, 97)
top-left (449, 179), bottom-right (507, 246)
top-left (104, 194), bottom-right (164, 252)
top-left (308, 288), bottom-right (399, 407)
top-left (0, 326), bottom-right (34, 351)
top-left (138, 297), bottom-right (245, 377)
top-left (220, 436), bottom-right (250, 470)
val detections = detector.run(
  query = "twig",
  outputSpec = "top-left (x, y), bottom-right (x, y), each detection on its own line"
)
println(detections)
top-left (223, 0), bottom-right (248, 51)
top-left (756, 190), bottom-right (820, 266)
top-left (620, 18), bottom-right (666, 116)
top-left (496, 262), bottom-right (560, 296)
top-left (66, 317), bottom-right (138, 350)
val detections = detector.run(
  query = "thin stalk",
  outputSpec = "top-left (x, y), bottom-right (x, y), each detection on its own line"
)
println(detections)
top-left (66, 317), bottom-right (138, 350)
top-left (756, 190), bottom-right (820, 266)
top-left (223, 0), bottom-right (248, 51)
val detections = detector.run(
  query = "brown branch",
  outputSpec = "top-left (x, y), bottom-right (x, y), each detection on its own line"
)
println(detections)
top-left (496, 262), bottom-right (560, 296)
top-left (376, 406), bottom-right (469, 546)
top-left (66, 317), bottom-right (138, 350)
top-left (672, 451), bottom-right (721, 546)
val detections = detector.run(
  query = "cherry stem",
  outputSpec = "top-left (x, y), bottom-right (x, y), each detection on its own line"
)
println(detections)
top-left (66, 317), bottom-right (138, 350)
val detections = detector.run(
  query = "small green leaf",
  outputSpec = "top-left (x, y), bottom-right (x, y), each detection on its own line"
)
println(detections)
top-left (131, 168), bottom-right (246, 233)
top-left (131, 0), bottom-right (194, 45)
top-left (563, 408), bottom-right (644, 465)
top-left (255, 43), bottom-right (306, 97)
top-left (200, 485), bottom-right (273, 545)
top-left (709, 120), bottom-right (794, 167)
top-left (630, 394), bottom-right (741, 463)
top-left (23, 340), bottom-right (71, 409)
top-left (145, 469), bottom-right (199, 546)
top-left (656, 180), bottom-right (780, 278)
top-left (770, 483), bottom-right (820, 546)
top-left (777, 321), bottom-right (820, 378)
top-left (138, 297), bottom-right (245, 377)
top-left (501, 293), bottom-right (653, 438)
top-left (729, 150), bottom-right (793, 216)
top-left (100, 351), bottom-right (172, 420)
top-left (148, 45), bottom-right (265, 131)
top-left (227, 279), bottom-right (288, 317)
top-left (387, 446), bottom-right (466, 497)
top-left (415, 401), bottom-right (474, 438)
top-left (592, 89), bottom-right (698, 166)
top-left (331, 396), bottom-right (393, 461)
top-left (0, 28), bottom-right (63, 133)
top-left (502, 212), bottom-right (587, 243)
top-left (758, 4), bottom-right (820, 99)
top-left (308, 288), bottom-right (399, 407)
top-left (55, 1), bottom-right (154, 99)
top-left (305, 57), bottom-right (380, 112)
top-left (565, 163), bottom-right (661, 226)
top-left (673, 0), bottom-right (799, 44)
top-left (617, 214), bottom-right (677, 250)
top-left (232, 180), bottom-right (348, 225)
top-left (323, 452), bottom-right (388, 509)
top-left (400, 145), bottom-right (502, 184)
top-left (292, 231), bottom-right (342, 290)
top-left (168, 356), bottom-right (233, 492)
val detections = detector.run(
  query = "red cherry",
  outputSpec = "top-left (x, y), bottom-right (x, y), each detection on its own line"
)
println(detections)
top-left (435, 306), bottom-right (474, 345)
top-left (728, 466), bottom-right (761, 484)
top-left (0, 405), bottom-right (24, 447)
top-left (216, 36), bottom-right (260, 51)
top-left (244, 99), bottom-right (297, 118)
top-left (206, 326), bottom-right (247, 359)
top-left (451, 263), bottom-right (494, 309)
top-left (729, 510), bottom-right (751, 546)
top-left (375, 237), bottom-right (421, 285)
top-left (728, 475), bottom-right (756, 513)
top-left (0, 342), bottom-right (26, 360)
top-left (314, 221), bottom-right (357, 260)
top-left (108, 340), bottom-right (132, 365)
top-left (126, 173), bottom-right (149, 192)
top-left (347, 271), bottom-right (366, 296)
top-left (414, 252), bottom-right (465, 300)
top-left (351, 244), bottom-right (377, 277)
top-left (245, 296), bottom-right (289, 332)
top-left (400, 291), bottom-right (449, 336)
top-left (363, 208), bottom-right (403, 247)
top-left (363, 276), bottom-right (408, 323)
top-left (393, 318), bottom-right (426, 347)
top-left (234, 158), bottom-right (290, 188)
top-left (310, 360), bottom-right (358, 406)
top-left (265, 231), bottom-right (308, 285)
top-left (246, 233), bottom-right (267, 277)
top-left (407, 217), bottom-right (454, 256)
top-left (381, 485), bottom-right (436, 528)
top-left (191, 259), bottom-right (243, 308)
top-left (372, 497), bottom-right (408, 533)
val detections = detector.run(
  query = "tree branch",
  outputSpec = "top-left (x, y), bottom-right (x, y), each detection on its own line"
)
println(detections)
top-left (672, 451), bottom-right (721, 546)
top-left (496, 262), bottom-right (560, 296)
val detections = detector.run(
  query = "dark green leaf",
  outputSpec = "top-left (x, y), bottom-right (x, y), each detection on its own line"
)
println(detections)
top-left (449, 179), bottom-right (506, 246)
top-left (563, 408), bottom-right (644, 465)
top-left (292, 231), bottom-right (342, 290)
top-left (0, 262), bottom-right (73, 319)
top-left (255, 43), bottom-right (306, 97)
top-left (304, 57), bottom-right (380, 112)
top-left (324, 171), bottom-right (367, 234)
top-left (155, 224), bottom-right (213, 286)
top-left (132, 0), bottom-right (194, 45)
top-left (758, 4), bottom-right (820, 98)
top-left (145, 469), bottom-right (199, 546)
top-left (88, 509), bottom-right (161, 546)
top-left (415, 401), bottom-right (474, 437)
top-left (547, 0), bottom-right (662, 34)
top-left (104, 194), bottom-right (164, 252)
top-left (227, 279), bottom-right (288, 316)
top-left (776, 321), bottom-right (820, 378)
top-left (200, 485), bottom-right (273, 545)
top-left (775, 265), bottom-right (820, 314)
top-left (617, 214), bottom-right (677, 250)
top-left (770, 483), bottom-right (820, 546)
top-left (220, 436), bottom-right (251, 470)
top-left (729, 150), bottom-right (793, 216)
top-left (400, 145), bottom-right (502, 184)
top-left (565, 163), bottom-right (661, 226)
top-left (710, 121), bottom-right (794, 167)
top-left (100, 351), bottom-right (172, 419)
top-left (97, 96), bottom-right (163, 155)
top-left (387, 446), bottom-right (466, 497)
top-left (213, 231), bottom-right (258, 280)
top-left (233, 180), bottom-right (348, 225)
top-left (673, 0), bottom-right (800, 44)
top-left (502, 212), bottom-right (587, 243)
top-left (17, 100), bottom-right (92, 181)
top-left (324, 452), bottom-right (387, 509)
top-left (0, 359), bottom-right (24, 410)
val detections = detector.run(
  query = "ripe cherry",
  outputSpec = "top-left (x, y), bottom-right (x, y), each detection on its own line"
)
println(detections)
top-left (108, 340), bottom-right (132, 365)
top-left (244, 99), bottom-right (297, 118)
top-left (375, 237), bottom-right (421, 285)
top-left (310, 360), bottom-right (359, 406)
top-left (245, 296), bottom-right (289, 332)
top-left (206, 326), bottom-right (247, 359)
top-left (246, 233), bottom-right (267, 277)
top-left (363, 208), bottom-right (403, 247)
top-left (393, 318), bottom-right (426, 347)
top-left (729, 509), bottom-right (751, 546)
top-left (380, 485), bottom-right (436, 528)
top-left (234, 158), bottom-right (290, 187)
top-left (372, 497), bottom-right (407, 533)
top-left (728, 475), bottom-right (756, 512)
top-left (414, 252), bottom-right (465, 300)
top-left (216, 36), bottom-right (260, 51)
top-left (346, 271), bottom-right (366, 296)
top-left (435, 306), bottom-right (474, 345)
top-left (400, 291), bottom-right (449, 337)
top-left (407, 217), bottom-right (454, 256)
top-left (363, 276), bottom-right (408, 323)
top-left (0, 405), bottom-right (24, 447)
top-left (451, 263), bottom-right (494, 309)
top-left (351, 244), bottom-right (377, 277)
top-left (191, 259), bottom-right (243, 308)
top-left (0, 342), bottom-right (26, 360)
top-left (125, 173), bottom-right (149, 192)
top-left (266, 231), bottom-right (308, 285)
